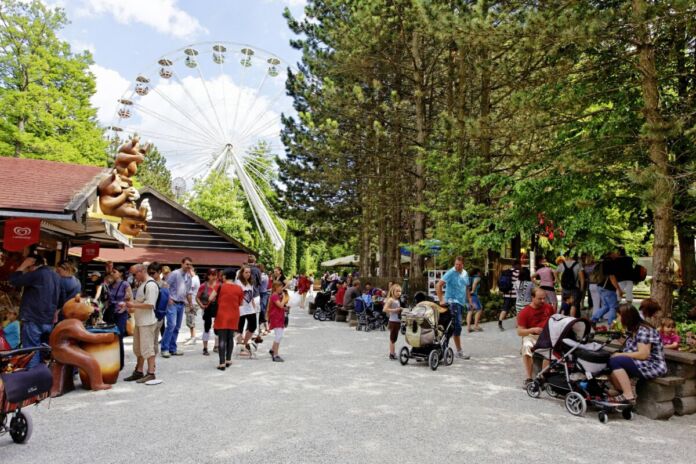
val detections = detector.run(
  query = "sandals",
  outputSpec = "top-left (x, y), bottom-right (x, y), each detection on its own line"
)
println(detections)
top-left (608, 394), bottom-right (636, 405)
top-left (217, 365), bottom-right (225, 371)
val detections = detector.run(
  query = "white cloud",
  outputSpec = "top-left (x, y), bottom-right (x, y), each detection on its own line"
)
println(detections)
top-left (69, 39), bottom-right (96, 55)
top-left (75, 0), bottom-right (207, 39)
top-left (90, 64), bottom-right (130, 124)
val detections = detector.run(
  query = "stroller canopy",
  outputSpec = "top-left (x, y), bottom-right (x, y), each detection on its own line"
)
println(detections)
top-left (533, 315), bottom-right (590, 354)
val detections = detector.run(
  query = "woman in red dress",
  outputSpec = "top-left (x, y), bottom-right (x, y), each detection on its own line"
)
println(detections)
top-left (214, 268), bottom-right (243, 370)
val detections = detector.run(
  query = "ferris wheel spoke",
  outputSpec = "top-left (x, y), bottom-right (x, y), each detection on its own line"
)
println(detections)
top-left (237, 117), bottom-right (281, 148)
top-left (130, 103), bottom-right (221, 148)
top-left (119, 126), bottom-right (220, 152)
top-left (216, 58), bottom-right (232, 141)
top-left (149, 86), bottom-right (222, 144)
top-left (236, 85), bottom-right (287, 142)
top-left (194, 64), bottom-right (227, 141)
top-left (237, 72), bottom-right (269, 140)
top-left (230, 51), bottom-right (253, 141)
top-left (169, 68), bottom-right (226, 142)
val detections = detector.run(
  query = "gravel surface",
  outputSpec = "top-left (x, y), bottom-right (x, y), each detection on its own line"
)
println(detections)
top-left (2, 300), bottom-right (695, 463)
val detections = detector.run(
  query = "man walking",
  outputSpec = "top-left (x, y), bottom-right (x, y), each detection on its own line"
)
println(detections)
top-left (559, 254), bottom-right (585, 317)
top-left (498, 260), bottom-right (520, 331)
top-left (436, 256), bottom-right (471, 360)
top-left (591, 251), bottom-right (624, 327)
top-left (9, 255), bottom-right (61, 368)
top-left (161, 257), bottom-right (193, 357)
top-left (125, 264), bottom-right (160, 383)
top-left (615, 247), bottom-right (635, 304)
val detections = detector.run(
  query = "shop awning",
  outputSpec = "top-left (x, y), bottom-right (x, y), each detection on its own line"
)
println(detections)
top-left (69, 246), bottom-right (249, 267)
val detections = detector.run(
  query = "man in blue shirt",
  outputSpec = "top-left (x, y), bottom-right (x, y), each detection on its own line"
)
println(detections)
top-left (436, 256), bottom-right (471, 360)
top-left (161, 257), bottom-right (193, 358)
top-left (9, 255), bottom-right (61, 368)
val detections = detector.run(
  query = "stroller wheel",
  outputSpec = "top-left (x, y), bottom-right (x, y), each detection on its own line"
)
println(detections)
top-left (564, 391), bottom-right (587, 417)
top-left (313, 311), bottom-right (321, 320)
top-left (399, 347), bottom-right (410, 365)
top-left (598, 411), bottom-right (609, 424)
top-left (544, 383), bottom-right (562, 398)
top-left (428, 350), bottom-right (439, 371)
top-left (9, 410), bottom-right (33, 444)
top-left (621, 407), bottom-right (634, 421)
top-left (444, 347), bottom-right (454, 366)
top-left (526, 380), bottom-right (542, 398)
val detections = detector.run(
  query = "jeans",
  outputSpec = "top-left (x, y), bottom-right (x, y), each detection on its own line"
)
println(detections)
top-left (21, 321), bottom-right (53, 369)
top-left (592, 287), bottom-right (618, 326)
top-left (161, 301), bottom-right (185, 354)
top-left (449, 302), bottom-right (464, 337)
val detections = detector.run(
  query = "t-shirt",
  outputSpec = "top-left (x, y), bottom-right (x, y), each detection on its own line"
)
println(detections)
top-left (335, 286), bottom-right (347, 306)
top-left (190, 274), bottom-right (201, 300)
top-left (134, 277), bottom-right (158, 326)
top-left (615, 256), bottom-right (634, 282)
top-left (268, 293), bottom-right (285, 329)
top-left (442, 267), bottom-right (469, 306)
top-left (516, 281), bottom-right (534, 312)
top-left (535, 267), bottom-right (555, 289)
top-left (517, 303), bottom-right (555, 329)
top-left (601, 258), bottom-right (618, 291)
top-left (197, 281), bottom-right (220, 309)
top-left (344, 286), bottom-right (360, 310)
top-left (624, 325), bottom-right (667, 379)
top-left (215, 282), bottom-right (243, 330)
top-left (236, 280), bottom-right (255, 316)
top-left (503, 267), bottom-right (520, 299)
top-left (387, 299), bottom-right (400, 322)
top-left (2, 320), bottom-right (20, 349)
top-left (660, 332), bottom-right (680, 348)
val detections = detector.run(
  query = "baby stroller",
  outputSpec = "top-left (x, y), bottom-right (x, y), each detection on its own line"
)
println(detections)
top-left (1, 344), bottom-right (52, 443)
top-left (312, 290), bottom-right (336, 321)
top-left (355, 297), bottom-right (387, 332)
top-left (526, 315), bottom-right (633, 423)
top-left (399, 302), bottom-right (454, 371)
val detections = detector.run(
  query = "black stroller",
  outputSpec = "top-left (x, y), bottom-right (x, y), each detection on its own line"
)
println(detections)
top-left (1, 344), bottom-right (53, 443)
top-left (312, 290), bottom-right (336, 321)
top-left (399, 302), bottom-right (455, 370)
top-left (526, 315), bottom-right (633, 424)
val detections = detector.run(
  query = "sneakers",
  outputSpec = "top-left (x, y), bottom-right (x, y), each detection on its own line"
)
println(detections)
top-left (124, 370), bottom-right (144, 382)
top-left (136, 373), bottom-right (156, 384)
top-left (161, 351), bottom-right (171, 358)
top-left (456, 351), bottom-right (471, 360)
top-left (389, 353), bottom-right (397, 360)
top-left (272, 355), bottom-right (284, 362)
top-left (202, 349), bottom-right (209, 356)
top-left (184, 337), bottom-right (197, 346)
top-left (172, 350), bottom-right (184, 356)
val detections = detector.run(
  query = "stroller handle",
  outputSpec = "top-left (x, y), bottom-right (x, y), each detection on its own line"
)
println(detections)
top-left (0, 343), bottom-right (51, 359)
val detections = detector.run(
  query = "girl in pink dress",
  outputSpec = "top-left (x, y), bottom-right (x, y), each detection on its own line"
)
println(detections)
top-left (268, 281), bottom-right (287, 362)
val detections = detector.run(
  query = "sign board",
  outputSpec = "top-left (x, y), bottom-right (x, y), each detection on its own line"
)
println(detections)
top-left (3, 218), bottom-right (41, 251)
top-left (81, 242), bottom-right (100, 263)
top-left (427, 269), bottom-right (447, 299)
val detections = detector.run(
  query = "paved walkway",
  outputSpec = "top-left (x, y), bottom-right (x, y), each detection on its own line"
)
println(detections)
top-left (3, 301), bottom-right (695, 463)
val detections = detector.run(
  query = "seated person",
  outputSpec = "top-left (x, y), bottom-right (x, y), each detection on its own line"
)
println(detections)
top-left (659, 318), bottom-right (680, 350)
top-left (343, 280), bottom-right (361, 311)
top-left (517, 287), bottom-right (555, 386)
top-left (608, 304), bottom-right (667, 404)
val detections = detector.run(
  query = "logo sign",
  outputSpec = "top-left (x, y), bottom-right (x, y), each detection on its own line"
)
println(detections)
top-left (81, 242), bottom-right (100, 263)
top-left (3, 218), bottom-right (41, 251)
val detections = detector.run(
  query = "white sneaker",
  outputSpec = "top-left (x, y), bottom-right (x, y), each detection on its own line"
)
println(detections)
top-left (184, 337), bottom-right (197, 346)
top-left (456, 351), bottom-right (471, 360)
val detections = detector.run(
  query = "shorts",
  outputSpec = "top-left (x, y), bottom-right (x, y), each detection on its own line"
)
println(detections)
top-left (238, 313), bottom-right (258, 334)
top-left (521, 334), bottom-right (539, 357)
top-left (449, 302), bottom-right (464, 337)
top-left (502, 297), bottom-right (516, 313)
top-left (273, 328), bottom-right (284, 343)
top-left (388, 321), bottom-right (400, 343)
top-left (133, 323), bottom-right (159, 359)
top-left (469, 295), bottom-right (482, 312)
top-left (185, 305), bottom-right (198, 329)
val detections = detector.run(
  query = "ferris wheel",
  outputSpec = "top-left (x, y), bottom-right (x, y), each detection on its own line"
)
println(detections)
top-left (106, 41), bottom-right (291, 250)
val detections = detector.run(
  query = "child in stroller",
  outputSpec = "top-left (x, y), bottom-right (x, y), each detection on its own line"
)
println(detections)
top-left (312, 289), bottom-right (336, 321)
top-left (355, 292), bottom-right (387, 332)
top-left (1, 344), bottom-right (52, 443)
top-left (398, 301), bottom-right (455, 371)
top-left (526, 314), bottom-right (633, 424)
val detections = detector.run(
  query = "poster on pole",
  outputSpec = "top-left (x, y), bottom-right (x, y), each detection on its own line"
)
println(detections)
top-left (427, 269), bottom-right (447, 299)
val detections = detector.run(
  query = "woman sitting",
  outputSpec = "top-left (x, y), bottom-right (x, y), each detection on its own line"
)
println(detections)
top-left (608, 303), bottom-right (667, 404)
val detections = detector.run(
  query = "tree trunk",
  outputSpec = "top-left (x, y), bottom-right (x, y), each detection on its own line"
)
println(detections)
top-left (411, 32), bottom-right (426, 278)
top-left (677, 224), bottom-right (696, 289)
top-left (632, 0), bottom-right (676, 314)
top-left (14, 117), bottom-right (25, 157)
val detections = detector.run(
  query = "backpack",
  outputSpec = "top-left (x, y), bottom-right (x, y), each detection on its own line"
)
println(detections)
top-left (146, 281), bottom-right (168, 321)
top-left (560, 261), bottom-right (578, 290)
top-left (633, 264), bottom-right (647, 283)
top-left (498, 269), bottom-right (514, 293)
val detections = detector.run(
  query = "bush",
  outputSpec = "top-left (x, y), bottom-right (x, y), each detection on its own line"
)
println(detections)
top-left (677, 321), bottom-right (696, 353)
top-left (673, 285), bottom-right (696, 323)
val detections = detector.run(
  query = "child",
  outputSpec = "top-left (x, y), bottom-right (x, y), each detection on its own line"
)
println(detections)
top-left (1, 308), bottom-right (20, 349)
top-left (384, 284), bottom-right (403, 360)
top-left (467, 268), bottom-right (483, 332)
top-left (559, 293), bottom-right (577, 317)
top-left (659, 318), bottom-right (680, 350)
top-left (268, 281), bottom-right (287, 362)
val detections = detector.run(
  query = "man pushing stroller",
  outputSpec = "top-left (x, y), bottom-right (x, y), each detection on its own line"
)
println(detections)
top-left (436, 256), bottom-right (471, 360)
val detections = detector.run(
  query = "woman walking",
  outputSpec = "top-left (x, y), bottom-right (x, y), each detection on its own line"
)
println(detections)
top-left (533, 258), bottom-right (558, 312)
top-left (214, 268), bottom-right (243, 370)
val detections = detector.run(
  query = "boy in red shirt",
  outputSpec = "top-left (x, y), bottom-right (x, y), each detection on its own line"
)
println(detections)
top-left (517, 287), bottom-right (555, 386)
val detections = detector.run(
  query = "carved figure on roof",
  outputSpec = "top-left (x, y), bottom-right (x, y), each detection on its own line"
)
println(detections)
top-left (114, 136), bottom-right (150, 182)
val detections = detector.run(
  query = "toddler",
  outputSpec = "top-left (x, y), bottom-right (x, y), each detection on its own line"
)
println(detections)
top-left (1, 308), bottom-right (20, 349)
top-left (659, 318), bottom-right (680, 350)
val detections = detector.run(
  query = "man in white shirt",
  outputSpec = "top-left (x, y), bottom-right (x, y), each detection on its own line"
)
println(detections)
top-left (125, 263), bottom-right (160, 383)
top-left (185, 267), bottom-right (201, 345)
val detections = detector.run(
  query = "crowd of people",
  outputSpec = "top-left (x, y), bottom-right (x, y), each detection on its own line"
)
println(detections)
top-left (0, 253), bottom-right (294, 384)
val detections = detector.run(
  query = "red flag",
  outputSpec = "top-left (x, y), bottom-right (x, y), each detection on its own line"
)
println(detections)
top-left (3, 218), bottom-right (41, 251)
top-left (81, 242), bottom-right (100, 263)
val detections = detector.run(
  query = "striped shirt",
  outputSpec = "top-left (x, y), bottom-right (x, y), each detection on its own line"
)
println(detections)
top-left (503, 267), bottom-right (520, 299)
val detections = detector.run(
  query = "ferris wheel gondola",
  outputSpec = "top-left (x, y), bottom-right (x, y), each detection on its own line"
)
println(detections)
top-left (107, 41), bottom-right (291, 250)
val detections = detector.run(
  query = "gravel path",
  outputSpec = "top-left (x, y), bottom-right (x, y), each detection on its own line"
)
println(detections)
top-left (2, 301), bottom-right (695, 463)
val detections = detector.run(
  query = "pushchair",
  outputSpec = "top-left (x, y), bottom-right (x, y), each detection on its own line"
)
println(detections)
top-left (399, 302), bottom-right (454, 371)
top-left (526, 315), bottom-right (633, 423)
top-left (312, 290), bottom-right (336, 321)
top-left (355, 297), bottom-right (387, 332)
top-left (1, 344), bottom-right (53, 443)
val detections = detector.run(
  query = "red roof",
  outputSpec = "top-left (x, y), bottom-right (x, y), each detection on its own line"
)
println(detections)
top-left (0, 157), bottom-right (106, 213)
top-left (69, 247), bottom-right (249, 267)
